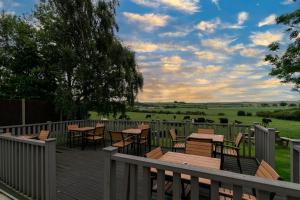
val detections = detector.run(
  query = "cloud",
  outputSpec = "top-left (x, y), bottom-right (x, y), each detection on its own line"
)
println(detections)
top-left (160, 56), bottom-right (185, 72)
top-left (123, 12), bottom-right (170, 32)
top-left (201, 37), bottom-right (240, 53)
top-left (258, 14), bottom-right (277, 27)
top-left (196, 65), bottom-right (223, 73)
top-left (239, 48), bottom-right (261, 57)
top-left (195, 50), bottom-right (229, 62)
top-left (195, 18), bottom-right (221, 33)
top-left (196, 78), bottom-right (210, 84)
top-left (250, 31), bottom-right (283, 46)
top-left (159, 30), bottom-right (190, 37)
top-left (161, 56), bottom-right (185, 63)
top-left (281, 0), bottom-right (296, 5)
top-left (237, 12), bottom-right (249, 25)
top-left (131, 0), bottom-right (200, 14)
top-left (211, 0), bottom-right (220, 10)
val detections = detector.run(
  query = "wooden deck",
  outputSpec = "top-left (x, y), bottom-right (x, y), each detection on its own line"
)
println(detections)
top-left (56, 145), bottom-right (261, 200)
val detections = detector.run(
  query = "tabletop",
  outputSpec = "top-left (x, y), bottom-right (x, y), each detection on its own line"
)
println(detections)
top-left (151, 152), bottom-right (221, 185)
top-left (188, 133), bottom-right (224, 143)
top-left (68, 127), bottom-right (95, 132)
top-left (122, 128), bottom-right (142, 135)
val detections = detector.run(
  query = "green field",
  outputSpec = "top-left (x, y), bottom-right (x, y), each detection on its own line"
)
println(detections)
top-left (90, 102), bottom-right (300, 180)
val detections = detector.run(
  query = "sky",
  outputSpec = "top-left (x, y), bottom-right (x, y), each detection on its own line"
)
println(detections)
top-left (1, 0), bottom-right (300, 103)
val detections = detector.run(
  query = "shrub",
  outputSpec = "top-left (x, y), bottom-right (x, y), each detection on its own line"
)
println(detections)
top-left (246, 112), bottom-right (252, 116)
top-left (218, 113), bottom-right (225, 116)
top-left (237, 110), bottom-right (246, 116)
top-left (272, 103), bottom-right (278, 107)
top-left (289, 103), bottom-right (297, 107)
top-left (256, 111), bottom-right (272, 117)
top-left (280, 102), bottom-right (287, 106)
top-left (219, 118), bottom-right (228, 123)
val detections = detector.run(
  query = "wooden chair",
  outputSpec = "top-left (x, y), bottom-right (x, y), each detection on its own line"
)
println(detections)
top-left (85, 123), bottom-right (105, 149)
top-left (136, 128), bottom-right (150, 154)
top-left (36, 130), bottom-right (50, 141)
top-left (215, 133), bottom-right (243, 172)
top-left (145, 147), bottom-right (163, 159)
top-left (169, 128), bottom-right (185, 152)
top-left (137, 123), bottom-right (150, 129)
top-left (219, 160), bottom-right (280, 200)
top-left (67, 124), bottom-right (80, 147)
top-left (146, 147), bottom-right (190, 199)
top-left (109, 131), bottom-right (133, 153)
top-left (185, 140), bottom-right (213, 157)
top-left (197, 128), bottom-right (215, 135)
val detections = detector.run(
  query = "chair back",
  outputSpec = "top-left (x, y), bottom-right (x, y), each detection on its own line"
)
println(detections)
top-left (141, 128), bottom-right (149, 138)
top-left (145, 147), bottom-right (163, 159)
top-left (169, 128), bottom-right (177, 141)
top-left (138, 123), bottom-right (150, 129)
top-left (185, 140), bottom-right (212, 157)
top-left (38, 130), bottom-right (50, 141)
top-left (255, 160), bottom-right (280, 180)
top-left (110, 131), bottom-right (124, 143)
top-left (235, 133), bottom-right (243, 147)
top-left (95, 124), bottom-right (105, 137)
top-left (67, 124), bottom-right (79, 131)
top-left (197, 128), bottom-right (214, 135)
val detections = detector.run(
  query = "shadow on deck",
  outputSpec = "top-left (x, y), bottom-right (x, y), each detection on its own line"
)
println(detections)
top-left (56, 145), bottom-right (260, 200)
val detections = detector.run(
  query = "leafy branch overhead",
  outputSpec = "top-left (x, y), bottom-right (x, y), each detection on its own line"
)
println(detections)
top-left (0, 0), bottom-right (143, 119)
top-left (265, 3), bottom-right (300, 92)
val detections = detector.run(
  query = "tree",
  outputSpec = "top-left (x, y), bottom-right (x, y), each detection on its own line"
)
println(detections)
top-left (0, 0), bottom-right (143, 119)
top-left (265, 3), bottom-right (300, 92)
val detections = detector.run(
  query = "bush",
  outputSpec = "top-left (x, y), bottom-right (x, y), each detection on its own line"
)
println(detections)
top-left (246, 112), bottom-right (252, 116)
top-left (218, 113), bottom-right (225, 116)
top-left (219, 118), bottom-right (228, 123)
top-left (256, 111), bottom-right (272, 117)
top-left (289, 103), bottom-right (297, 107)
top-left (272, 103), bottom-right (278, 107)
top-left (280, 102), bottom-right (287, 106)
top-left (237, 110), bottom-right (246, 116)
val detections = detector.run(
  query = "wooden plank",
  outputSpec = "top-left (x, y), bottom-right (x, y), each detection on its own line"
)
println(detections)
top-left (142, 167), bottom-right (151, 200)
top-left (157, 169), bottom-right (165, 200)
top-left (172, 172), bottom-right (181, 200)
top-left (190, 176), bottom-right (199, 200)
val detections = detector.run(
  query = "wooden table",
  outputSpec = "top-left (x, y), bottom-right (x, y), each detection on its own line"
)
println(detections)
top-left (187, 133), bottom-right (224, 143)
top-left (151, 152), bottom-right (221, 185)
top-left (122, 128), bottom-right (150, 155)
top-left (68, 127), bottom-right (95, 150)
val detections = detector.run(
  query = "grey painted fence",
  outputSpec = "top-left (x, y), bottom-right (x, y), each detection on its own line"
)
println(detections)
top-left (290, 139), bottom-right (300, 183)
top-left (0, 134), bottom-right (56, 200)
top-left (103, 146), bottom-right (300, 200)
top-left (254, 125), bottom-right (275, 167)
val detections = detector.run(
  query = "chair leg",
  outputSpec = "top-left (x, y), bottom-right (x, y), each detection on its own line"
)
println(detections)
top-left (237, 154), bottom-right (242, 173)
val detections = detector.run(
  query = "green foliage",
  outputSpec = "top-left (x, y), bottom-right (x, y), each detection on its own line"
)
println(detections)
top-left (280, 102), bottom-right (287, 106)
top-left (257, 109), bottom-right (300, 121)
top-left (0, 0), bottom-right (143, 119)
top-left (246, 112), bottom-right (252, 116)
top-left (237, 110), bottom-right (246, 116)
top-left (265, 6), bottom-right (300, 92)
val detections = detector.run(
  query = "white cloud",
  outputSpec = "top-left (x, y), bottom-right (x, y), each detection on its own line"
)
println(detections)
top-left (131, 0), bottom-right (200, 14)
top-left (196, 78), bottom-right (210, 84)
top-left (195, 18), bottom-right (221, 33)
top-left (159, 30), bottom-right (189, 37)
top-left (161, 63), bottom-right (181, 72)
top-left (123, 12), bottom-right (170, 32)
top-left (239, 48), bottom-right (261, 57)
top-left (161, 56), bottom-right (185, 63)
top-left (281, 0), bottom-right (296, 5)
top-left (201, 37), bottom-right (239, 53)
top-left (237, 12), bottom-right (249, 25)
top-left (258, 14), bottom-right (277, 27)
top-left (195, 51), bottom-right (228, 62)
top-left (125, 41), bottom-right (160, 52)
top-left (250, 31), bottom-right (283, 46)
top-left (211, 0), bottom-right (220, 10)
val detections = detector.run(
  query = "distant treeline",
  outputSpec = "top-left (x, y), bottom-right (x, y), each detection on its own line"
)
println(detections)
top-left (256, 109), bottom-right (300, 121)
top-left (128, 108), bottom-right (207, 115)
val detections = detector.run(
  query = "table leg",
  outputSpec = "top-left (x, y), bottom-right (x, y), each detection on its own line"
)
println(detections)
top-left (81, 132), bottom-right (85, 150)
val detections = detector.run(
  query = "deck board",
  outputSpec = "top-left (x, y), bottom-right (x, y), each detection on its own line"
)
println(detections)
top-left (56, 146), bottom-right (283, 200)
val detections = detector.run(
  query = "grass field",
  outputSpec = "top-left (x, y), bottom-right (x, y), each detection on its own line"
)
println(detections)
top-left (90, 102), bottom-right (300, 180)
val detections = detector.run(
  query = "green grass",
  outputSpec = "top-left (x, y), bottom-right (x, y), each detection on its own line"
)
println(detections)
top-left (90, 104), bottom-right (300, 180)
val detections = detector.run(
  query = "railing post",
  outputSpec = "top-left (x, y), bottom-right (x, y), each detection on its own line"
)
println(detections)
top-left (47, 121), bottom-right (52, 132)
top-left (290, 139), bottom-right (300, 183)
top-left (45, 138), bottom-right (56, 200)
top-left (184, 120), bottom-right (190, 137)
top-left (103, 146), bottom-right (118, 200)
top-left (156, 120), bottom-right (161, 146)
top-left (267, 128), bottom-right (276, 167)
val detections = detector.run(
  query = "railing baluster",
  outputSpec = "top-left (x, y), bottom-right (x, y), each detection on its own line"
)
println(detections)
top-left (173, 172), bottom-right (181, 200)
top-left (190, 176), bottom-right (199, 200)
top-left (157, 169), bottom-right (165, 200)
top-left (257, 190), bottom-right (270, 200)
top-left (210, 180), bottom-right (219, 200)
top-left (129, 164), bottom-right (138, 200)
top-left (233, 185), bottom-right (243, 200)
top-left (142, 167), bottom-right (151, 200)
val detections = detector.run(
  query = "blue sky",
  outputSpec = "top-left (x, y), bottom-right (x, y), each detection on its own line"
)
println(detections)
top-left (2, 0), bottom-right (300, 102)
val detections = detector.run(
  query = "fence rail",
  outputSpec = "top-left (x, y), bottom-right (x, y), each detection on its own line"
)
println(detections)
top-left (290, 139), bottom-right (300, 183)
top-left (103, 146), bottom-right (300, 200)
top-left (0, 134), bottom-right (56, 200)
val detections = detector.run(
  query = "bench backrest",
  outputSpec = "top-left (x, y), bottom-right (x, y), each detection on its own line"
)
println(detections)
top-left (38, 130), bottom-right (50, 141)
top-left (145, 147), bottom-right (163, 159)
top-left (197, 128), bottom-right (215, 135)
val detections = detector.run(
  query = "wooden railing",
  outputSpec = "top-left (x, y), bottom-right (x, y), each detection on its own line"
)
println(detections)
top-left (254, 125), bottom-right (275, 167)
top-left (103, 146), bottom-right (300, 200)
top-left (290, 139), bottom-right (300, 183)
top-left (0, 134), bottom-right (56, 200)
